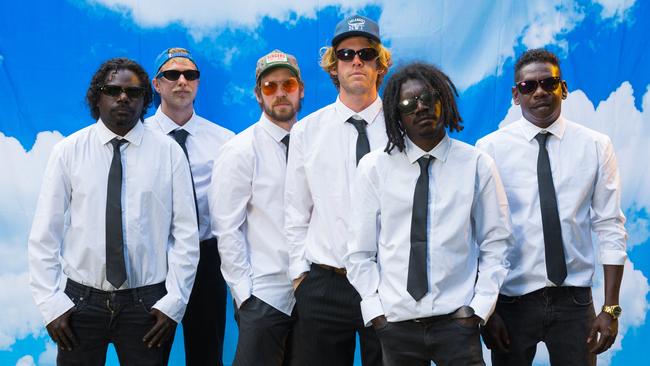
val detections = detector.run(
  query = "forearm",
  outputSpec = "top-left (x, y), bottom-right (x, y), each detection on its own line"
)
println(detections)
top-left (603, 264), bottom-right (624, 306)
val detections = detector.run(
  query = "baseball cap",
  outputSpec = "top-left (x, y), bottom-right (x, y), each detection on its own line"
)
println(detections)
top-left (331, 15), bottom-right (381, 47)
top-left (154, 47), bottom-right (197, 76)
top-left (255, 49), bottom-right (301, 82)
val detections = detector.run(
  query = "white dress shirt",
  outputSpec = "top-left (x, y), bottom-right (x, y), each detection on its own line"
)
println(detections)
top-left (210, 114), bottom-right (294, 315)
top-left (28, 120), bottom-right (199, 324)
top-left (285, 96), bottom-right (387, 280)
top-left (476, 117), bottom-right (627, 296)
top-left (145, 107), bottom-right (234, 241)
top-left (346, 135), bottom-right (512, 325)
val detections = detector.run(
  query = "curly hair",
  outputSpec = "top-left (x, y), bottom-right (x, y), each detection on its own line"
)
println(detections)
top-left (319, 38), bottom-right (392, 90)
top-left (514, 48), bottom-right (561, 82)
top-left (86, 58), bottom-right (153, 121)
top-left (383, 62), bottom-right (463, 154)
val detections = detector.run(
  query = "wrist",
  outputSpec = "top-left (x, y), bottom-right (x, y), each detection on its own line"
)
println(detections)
top-left (601, 304), bottom-right (622, 319)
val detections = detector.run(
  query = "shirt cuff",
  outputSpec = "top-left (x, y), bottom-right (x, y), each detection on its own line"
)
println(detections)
top-left (600, 249), bottom-right (628, 265)
top-left (231, 279), bottom-right (252, 308)
top-left (289, 260), bottom-right (311, 281)
top-left (41, 290), bottom-right (75, 325)
top-left (359, 293), bottom-right (385, 327)
top-left (470, 295), bottom-right (496, 325)
top-left (152, 294), bottom-right (185, 323)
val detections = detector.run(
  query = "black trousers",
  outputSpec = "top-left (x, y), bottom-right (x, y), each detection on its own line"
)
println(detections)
top-left (182, 238), bottom-right (227, 366)
top-left (491, 286), bottom-right (597, 366)
top-left (58, 279), bottom-right (170, 366)
top-left (291, 263), bottom-right (382, 366)
top-left (376, 314), bottom-right (485, 366)
top-left (233, 295), bottom-right (295, 366)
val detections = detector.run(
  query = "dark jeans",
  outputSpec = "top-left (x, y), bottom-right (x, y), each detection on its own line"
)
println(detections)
top-left (233, 295), bottom-right (295, 366)
top-left (491, 286), bottom-right (597, 366)
top-left (291, 263), bottom-right (382, 366)
top-left (182, 238), bottom-right (227, 366)
top-left (376, 315), bottom-right (485, 366)
top-left (58, 279), bottom-right (170, 366)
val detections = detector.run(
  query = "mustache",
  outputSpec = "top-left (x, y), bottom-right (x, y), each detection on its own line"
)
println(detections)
top-left (272, 97), bottom-right (293, 107)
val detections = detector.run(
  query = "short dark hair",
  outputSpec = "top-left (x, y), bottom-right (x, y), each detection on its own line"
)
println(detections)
top-left (86, 58), bottom-right (153, 121)
top-left (514, 48), bottom-right (562, 82)
top-left (383, 62), bottom-right (463, 154)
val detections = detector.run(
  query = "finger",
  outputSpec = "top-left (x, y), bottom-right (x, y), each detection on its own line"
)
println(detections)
top-left (592, 332), bottom-right (609, 354)
top-left (151, 322), bottom-right (170, 347)
top-left (586, 325), bottom-right (598, 344)
top-left (56, 328), bottom-right (73, 351)
top-left (143, 321), bottom-right (163, 345)
top-left (61, 322), bottom-right (77, 348)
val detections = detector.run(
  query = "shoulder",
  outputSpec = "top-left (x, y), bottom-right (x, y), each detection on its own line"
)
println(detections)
top-left (564, 119), bottom-right (612, 146)
top-left (293, 103), bottom-right (337, 134)
top-left (195, 114), bottom-right (235, 137)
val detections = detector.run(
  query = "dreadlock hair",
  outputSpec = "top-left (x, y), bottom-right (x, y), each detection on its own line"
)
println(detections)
top-left (383, 62), bottom-right (463, 154)
top-left (514, 48), bottom-right (562, 82)
top-left (86, 57), bottom-right (153, 121)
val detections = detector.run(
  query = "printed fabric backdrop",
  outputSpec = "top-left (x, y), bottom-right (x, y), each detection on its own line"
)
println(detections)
top-left (1, 1), bottom-right (649, 365)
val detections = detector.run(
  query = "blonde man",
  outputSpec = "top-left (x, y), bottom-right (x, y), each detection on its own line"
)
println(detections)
top-left (285, 14), bottom-right (391, 366)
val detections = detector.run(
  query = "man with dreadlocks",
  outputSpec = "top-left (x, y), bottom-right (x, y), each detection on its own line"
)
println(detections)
top-left (345, 62), bottom-right (513, 366)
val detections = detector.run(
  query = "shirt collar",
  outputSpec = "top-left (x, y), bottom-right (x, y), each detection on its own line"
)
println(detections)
top-left (153, 106), bottom-right (199, 136)
top-left (405, 133), bottom-right (451, 164)
top-left (259, 113), bottom-right (290, 142)
top-left (96, 118), bottom-right (144, 146)
top-left (334, 96), bottom-right (383, 125)
top-left (517, 115), bottom-right (566, 142)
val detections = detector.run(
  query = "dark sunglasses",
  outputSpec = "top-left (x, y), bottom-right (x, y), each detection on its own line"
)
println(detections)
top-left (100, 85), bottom-right (145, 99)
top-left (335, 48), bottom-right (379, 62)
top-left (156, 69), bottom-right (201, 81)
top-left (397, 90), bottom-right (438, 115)
top-left (515, 76), bottom-right (561, 94)
top-left (261, 77), bottom-right (300, 96)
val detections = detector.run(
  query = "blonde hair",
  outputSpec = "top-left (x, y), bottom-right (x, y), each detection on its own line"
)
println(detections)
top-left (319, 39), bottom-right (392, 90)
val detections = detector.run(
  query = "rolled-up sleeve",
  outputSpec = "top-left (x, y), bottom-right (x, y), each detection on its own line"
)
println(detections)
top-left (153, 143), bottom-right (200, 323)
top-left (284, 125), bottom-right (313, 280)
top-left (345, 155), bottom-right (384, 326)
top-left (591, 136), bottom-right (627, 265)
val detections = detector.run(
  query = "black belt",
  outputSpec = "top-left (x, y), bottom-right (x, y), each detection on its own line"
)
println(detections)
top-left (314, 263), bottom-right (347, 276)
top-left (65, 278), bottom-right (165, 303)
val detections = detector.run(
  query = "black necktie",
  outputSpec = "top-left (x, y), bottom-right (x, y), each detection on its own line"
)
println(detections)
top-left (347, 117), bottom-right (370, 166)
top-left (407, 155), bottom-right (433, 301)
top-left (535, 133), bottom-right (567, 286)
top-left (281, 134), bottom-right (290, 162)
top-left (106, 138), bottom-right (127, 288)
top-left (169, 129), bottom-right (199, 227)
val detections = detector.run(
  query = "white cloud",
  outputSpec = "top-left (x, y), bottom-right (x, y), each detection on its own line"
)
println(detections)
top-left (82, 0), bottom-right (633, 90)
top-left (0, 132), bottom-right (64, 350)
top-left (593, 0), bottom-right (636, 22)
top-left (86, 0), bottom-right (376, 39)
top-left (15, 355), bottom-right (36, 366)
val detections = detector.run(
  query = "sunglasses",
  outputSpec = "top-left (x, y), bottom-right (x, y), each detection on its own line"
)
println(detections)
top-left (156, 69), bottom-right (201, 81)
top-left (397, 90), bottom-right (438, 115)
top-left (515, 77), bottom-right (561, 94)
top-left (261, 77), bottom-right (300, 96)
top-left (335, 48), bottom-right (379, 62)
top-left (100, 85), bottom-right (145, 99)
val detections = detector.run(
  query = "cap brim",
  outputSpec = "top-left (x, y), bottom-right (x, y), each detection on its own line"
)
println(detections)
top-left (257, 64), bottom-right (300, 82)
top-left (332, 31), bottom-right (381, 47)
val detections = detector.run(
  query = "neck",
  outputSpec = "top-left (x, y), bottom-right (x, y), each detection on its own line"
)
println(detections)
top-left (412, 130), bottom-right (445, 152)
top-left (339, 88), bottom-right (378, 113)
top-left (265, 114), bottom-right (295, 132)
top-left (161, 103), bottom-right (194, 126)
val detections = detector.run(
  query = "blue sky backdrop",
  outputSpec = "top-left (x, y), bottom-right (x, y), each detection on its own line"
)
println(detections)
top-left (1, 1), bottom-right (648, 365)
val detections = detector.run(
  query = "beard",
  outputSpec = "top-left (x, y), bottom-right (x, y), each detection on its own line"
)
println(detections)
top-left (261, 97), bottom-right (302, 122)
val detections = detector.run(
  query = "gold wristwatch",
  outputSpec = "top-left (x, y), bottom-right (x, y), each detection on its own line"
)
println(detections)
top-left (602, 305), bottom-right (622, 319)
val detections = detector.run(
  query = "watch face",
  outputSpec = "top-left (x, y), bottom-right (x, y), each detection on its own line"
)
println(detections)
top-left (613, 306), bottom-right (622, 317)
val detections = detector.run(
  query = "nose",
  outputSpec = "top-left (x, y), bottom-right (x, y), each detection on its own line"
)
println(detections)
top-left (414, 98), bottom-right (429, 113)
top-left (352, 53), bottom-right (364, 66)
top-left (116, 90), bottom-right (130, 102)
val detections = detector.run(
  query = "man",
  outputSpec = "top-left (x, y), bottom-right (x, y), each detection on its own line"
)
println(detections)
top-left (28, 57), bottom-right (199, 365)
top-left (346, 62), bottom-right (512, 366)
top-left (144, 47), bottom-right (234, 366)
top-left (284, 14), bottom-right (391, 365)
top-left (210, 49), bottom-right (303, 366)
top-left (477, 48), bottom-right (627, 365)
